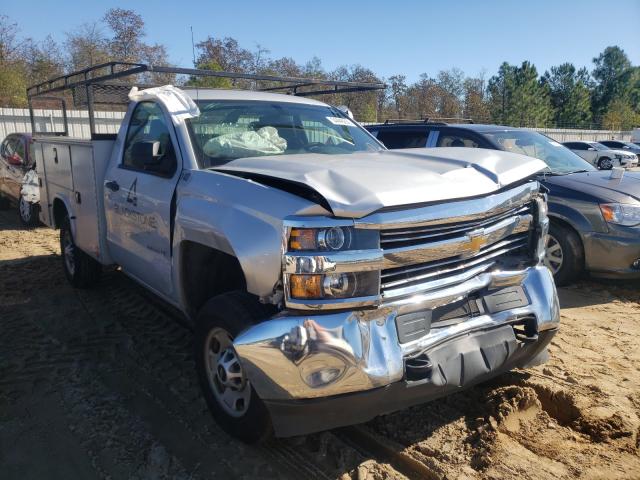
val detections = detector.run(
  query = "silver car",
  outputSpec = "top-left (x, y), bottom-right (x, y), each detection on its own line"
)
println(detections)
top-left (562, 140), bottom-right (638, 170)
top-left (598, 139), bottom-right (640, 158)
top-left (0, 133), bottom-right (40, 226)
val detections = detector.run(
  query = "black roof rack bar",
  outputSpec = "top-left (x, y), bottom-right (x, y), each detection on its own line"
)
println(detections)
top-left (382, 117), bottom-right (475, 125)
top-left (26, 62), bottom-right (386, 139)
top-left (27, 62), bottom-right (386, 99)
top-left (428, 117), bottom-right (475, 124)
top-left (27, 62), bottom-right (146, 97)
top-left (146, 65), bottom-right (385, 93)
top-left (383, 118), bottom-right (430, 124)
top-left (259, 81), bottom-right (320, 92)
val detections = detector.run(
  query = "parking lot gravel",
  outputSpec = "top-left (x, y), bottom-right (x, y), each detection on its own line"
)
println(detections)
top-left (1, 209), bottom-right (639, 479)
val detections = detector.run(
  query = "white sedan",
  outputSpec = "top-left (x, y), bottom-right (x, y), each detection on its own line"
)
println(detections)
top-left (562, 141), bottom-right (638, 170)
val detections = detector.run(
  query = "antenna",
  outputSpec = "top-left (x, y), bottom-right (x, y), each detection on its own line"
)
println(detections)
top-left (190, 26), bottom-right (199, 99)
top-left (190, 26), bottom-right (196, 66)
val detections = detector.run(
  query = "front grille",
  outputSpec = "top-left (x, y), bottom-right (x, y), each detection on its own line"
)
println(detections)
top-left (380, 203), bottom-right (534, 299)
top-left (380, 204), bottom-right (531, 249)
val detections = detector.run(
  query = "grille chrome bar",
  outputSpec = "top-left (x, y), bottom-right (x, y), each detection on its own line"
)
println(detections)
top-left (380, 205), bottom-right (530, 246)
top-left (382, 263), bottom-right (495, 300)
top-left (382, 214), bottom-right (532, 269)
top-left (381, 236), bottom-right (528, 290)
top-left (381, 235), bottom-right (526, 280)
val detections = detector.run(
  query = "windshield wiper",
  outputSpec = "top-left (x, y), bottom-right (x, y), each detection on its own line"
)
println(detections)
top-left (540, 169), bottom-right (591, 177)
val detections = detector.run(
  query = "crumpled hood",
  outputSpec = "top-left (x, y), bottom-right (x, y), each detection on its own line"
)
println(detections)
top-left (544, 170), bottom-right (640, 203)
top-left (214, 147), bottom-right (546, 218)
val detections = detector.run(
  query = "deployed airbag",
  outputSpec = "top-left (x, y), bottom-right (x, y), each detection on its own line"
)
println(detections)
top-left (203, 126), bottom-right (287, 158)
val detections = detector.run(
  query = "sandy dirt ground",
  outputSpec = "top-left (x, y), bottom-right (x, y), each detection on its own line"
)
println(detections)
top-left (1, 208), bottom-right (639, 480)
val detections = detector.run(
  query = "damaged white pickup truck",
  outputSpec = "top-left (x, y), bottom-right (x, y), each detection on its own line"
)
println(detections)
top-left (29, 63), bottom-right (559, 443)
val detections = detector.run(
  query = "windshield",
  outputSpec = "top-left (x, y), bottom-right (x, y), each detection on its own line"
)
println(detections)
top-left (186, 100), bottom-right (384, 168)
top-left (589, 142), bottom-right (609, 151)
top-left (484, 130), bottom-right (595, 174)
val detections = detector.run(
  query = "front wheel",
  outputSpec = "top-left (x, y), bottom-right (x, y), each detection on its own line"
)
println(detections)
top-left (0, 193), bottom-right (10, 210)
top-left (194, 291), bottom-right (273, 444)
top-left (544, 222), bottom-right (583, 286)
top-left (60, 215), bottom-right (101, 288)
top-left (18, 197), bottom-right (40, 227)
top-left (597, 157), bottom-right (613, 170)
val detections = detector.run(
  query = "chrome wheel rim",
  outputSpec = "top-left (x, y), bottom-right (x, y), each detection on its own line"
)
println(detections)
top-left (19, 197), bottom-right (31, 222)
top-left (204, 328), bottom-right (250, 417)
top-left (62, 228), bottom-right (76, 276)
top-left (544, 234), bottom-right (563, 275)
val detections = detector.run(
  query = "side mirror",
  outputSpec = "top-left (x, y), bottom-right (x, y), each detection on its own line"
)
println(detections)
top-left (587, 147), bottom-right (596, 151)
top-left (131, 141), bottom-right (162, 168)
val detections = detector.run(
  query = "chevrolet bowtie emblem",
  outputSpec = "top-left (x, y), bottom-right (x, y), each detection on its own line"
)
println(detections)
top-left (463, 229), bottom-right (488, 256)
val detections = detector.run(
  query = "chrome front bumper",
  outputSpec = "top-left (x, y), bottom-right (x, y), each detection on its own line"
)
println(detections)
top-left (234, 266), bottom-right (559, 403)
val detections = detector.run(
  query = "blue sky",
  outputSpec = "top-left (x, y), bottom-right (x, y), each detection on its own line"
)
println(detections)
top-left (4, 0), bottom-right (639, 81)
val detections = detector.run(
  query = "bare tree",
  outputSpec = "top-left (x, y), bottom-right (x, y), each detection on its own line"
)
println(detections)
top-left (65, 22), bottom-right (110, 70)
top-left (0, 15), bottom-right (28, 106)
top-left (252, 43), bottom-right (271, 74)
top-left (24, 35), bottom-right (64, 85)
top-left (388, 75), bottom-right (407, 118)
top-left (435, 68), bottom-right (465, 117)
top-left (195, 36), bottom-right (254, 73)
top-left (103, 8), bottom-right (145, 62)
top-left (0, 15), bottom-right (24, 63)
top-left (463, 71), bottom-right (490, 121)
top-left (405, 74), bottom-right (438, 119)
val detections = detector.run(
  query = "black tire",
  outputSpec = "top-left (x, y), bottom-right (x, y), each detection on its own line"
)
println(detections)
top-left (544, 222), bottom-right (584, 286)
top-left (60, 215), bottom-right (101, 288)
top-left (194, 291), bottom-right (274, 444)
top-left (0, 193), bottom-right (10, 210)
top-left (18, 197), bottom-right (40, 227)
top-left (597, 157), bottom-right (613, 170)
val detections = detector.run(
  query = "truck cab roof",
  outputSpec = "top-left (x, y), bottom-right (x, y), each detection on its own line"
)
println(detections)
top-left (181, 87), bottom-right (327, 106)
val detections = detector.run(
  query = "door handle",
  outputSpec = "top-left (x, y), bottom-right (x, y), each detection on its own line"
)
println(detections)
top-left (105, 180), bottom-right (120, 192)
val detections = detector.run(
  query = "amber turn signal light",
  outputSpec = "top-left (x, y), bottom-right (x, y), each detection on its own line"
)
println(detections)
top-left (289, 228), bottom-right (317, 251)
top-left (289, 274), bottom-right (323, 299)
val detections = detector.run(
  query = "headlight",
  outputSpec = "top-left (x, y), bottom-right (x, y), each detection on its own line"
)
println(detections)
top-left (286, 225), bottom-right (381, 303)
top-left (600, 203), bottom-right (640, 226)
top-left (289, 226), bottom-right (378, 251)
top-left (289, 272), bottom-right (379, 299)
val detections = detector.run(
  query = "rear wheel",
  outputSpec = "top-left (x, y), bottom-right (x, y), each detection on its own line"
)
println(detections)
top-left (194, 291), bottom-right (273, 444)
top-left (597, 157), bottom-right (613, 170)
top-left (18, 197), bottom-right (40, 227)
top-left (544, 222), bottom-right (583, 286)
top-left (60, 215), bottom-right (101, 288)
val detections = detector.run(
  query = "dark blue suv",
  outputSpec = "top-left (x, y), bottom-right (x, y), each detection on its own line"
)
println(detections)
top-left (366, 121), bottom-right (640, 285)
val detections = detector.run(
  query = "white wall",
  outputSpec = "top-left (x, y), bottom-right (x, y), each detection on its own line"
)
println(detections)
top-left (533, 127), bottom-right (633, 142)
top-left (0, 108), bottom-right (124, 139)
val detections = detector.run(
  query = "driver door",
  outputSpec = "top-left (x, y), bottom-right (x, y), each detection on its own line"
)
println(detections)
top-left (581, 144), bottom-right (598, 165)
top-left (104, 101), bottom-right (181, 298)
